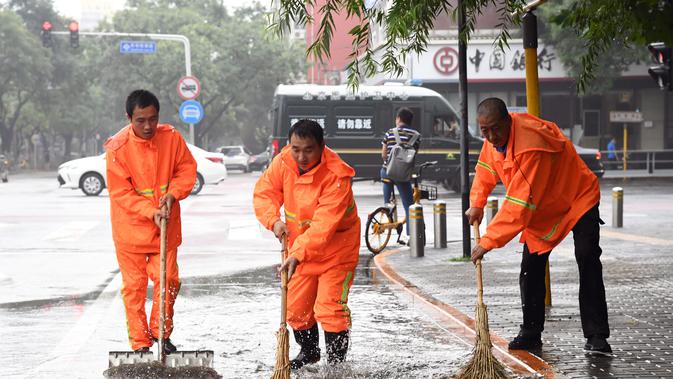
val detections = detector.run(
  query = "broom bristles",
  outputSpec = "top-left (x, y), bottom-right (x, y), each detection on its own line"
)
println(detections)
top-left (453, 303), bottom-right (510, 379)
top-left (270, 326), bottom-right (291, 379)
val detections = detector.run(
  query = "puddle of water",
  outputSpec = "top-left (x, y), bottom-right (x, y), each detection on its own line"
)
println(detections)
top-left (172, 257), bottom-right (470, 378)
top-left (0, 255), bottom-right (491, 378)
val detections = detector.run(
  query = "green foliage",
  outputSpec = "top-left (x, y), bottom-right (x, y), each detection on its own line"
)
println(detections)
top-left (549, 0), bottom-right (673, 92)
top-left (271, 0), bottom-right (673, 92)
top-left (0, 0), bottom-right (303, 159)
top-left (270, 0), bottom-right (525, 90)
top-left (539, 1), bottom-right (647, 94)
top-left (99, 1), bottom-right (304, 149)
top-left (0, 9), bottom-right (52, 154)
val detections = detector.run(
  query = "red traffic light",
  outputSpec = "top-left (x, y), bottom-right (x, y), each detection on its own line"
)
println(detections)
top-left (648, 42), bottom-right (670, 64)
top-left (68, 21), bottom-right (79, 33)
top-left (42, 21), bottom-right (52, 31)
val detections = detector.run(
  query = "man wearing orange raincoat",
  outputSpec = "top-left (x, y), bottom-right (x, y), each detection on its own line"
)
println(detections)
top-left (466, 98), bottom-right (611, 355)
top-left (105, 89), bottom-right (196, 353)
top-left (253, 119), bottom-right (360, 369)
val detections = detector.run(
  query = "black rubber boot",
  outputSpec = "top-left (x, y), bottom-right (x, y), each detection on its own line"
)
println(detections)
top-left (584, 335), bottom-right (612, 355)
top-left (152, 338), bottom-right (177, 354)
top-left (508, 329), bottom-right (542, 351)
top-left (290, 324), bottom-right (321, 370)
top-left (324, 330), bottom-right (349, 364)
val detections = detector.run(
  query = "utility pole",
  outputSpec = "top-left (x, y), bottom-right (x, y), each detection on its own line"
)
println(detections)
top-left (520, 0), bottom-right (552, 306)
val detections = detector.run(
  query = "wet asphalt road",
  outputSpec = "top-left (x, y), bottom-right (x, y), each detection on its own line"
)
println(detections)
top-left (0, 172), bottom-right (471, 379)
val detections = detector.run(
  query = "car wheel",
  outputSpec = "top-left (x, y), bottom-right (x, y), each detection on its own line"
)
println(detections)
top-left (243, 165), bottom-right (251, 173)
top-left (191, 173), bottom-right (204, 195)
top-left (80, 172), bottom-right (104, 196)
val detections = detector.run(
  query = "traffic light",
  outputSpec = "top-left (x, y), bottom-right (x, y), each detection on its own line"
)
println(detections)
top-left (648, 42), bottom-right (672, 91)
top-left (68, 21), bottom-right (79, 48)
top-left (41, 21), bottom-right (52, 48)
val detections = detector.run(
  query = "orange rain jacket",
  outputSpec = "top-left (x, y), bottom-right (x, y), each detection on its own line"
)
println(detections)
top-left (470, 113), bottom-right (600, 254)
top-left (253, 146), bottom-right (360, 274)
top-left (105, 124), bottom-right (197, 253)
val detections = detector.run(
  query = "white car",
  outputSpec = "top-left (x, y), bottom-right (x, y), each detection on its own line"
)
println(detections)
top-left (217, 145), bottom-right (252, 172)
top-left (57, 144), bottom-right (227, 196)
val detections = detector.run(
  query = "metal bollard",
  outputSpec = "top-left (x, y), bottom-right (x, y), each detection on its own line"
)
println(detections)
top-left (612, 187), bottom-right (623, 228)
top-left (409, 204), bottom-right (425, 257)
top-left (433, 201), bottom-right (447, 248)
top-left (486, 196), bottom-right (499, 225)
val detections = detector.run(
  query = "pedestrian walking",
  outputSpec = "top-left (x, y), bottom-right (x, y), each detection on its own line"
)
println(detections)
top-left (253, 119), bottom-right (360, 370)
top-left (606, 136), bottom-right (621, 168)
top-left (105, 89), bottom-right (197, 353)
top-left (380, 107), bottom-right (421, 245)
top-left (465, 97), bottom-right (611, 354)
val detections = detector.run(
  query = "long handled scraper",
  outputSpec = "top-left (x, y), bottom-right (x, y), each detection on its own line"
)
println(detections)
top-left (105, 207), bottom-right (218, 377)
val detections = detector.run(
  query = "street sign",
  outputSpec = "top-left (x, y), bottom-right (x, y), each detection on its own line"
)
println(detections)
top-left (507, 106), bottom-right (528, 113)
top-left (609, 111), bottom-right (643, 123)
top-left (119, 40), bottom-right (156, 54)
top-left (177, 76), bottom-right (201, 100)
top-left (179, 100), bottom-right (204, 124)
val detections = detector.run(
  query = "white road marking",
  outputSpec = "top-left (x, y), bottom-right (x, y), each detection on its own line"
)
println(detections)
top-left (602, 229), bottom-right (673, 246)
top-left (44, 221), bottom-right (100, 242)
top-left (27, 272), bottom-right (122, 377)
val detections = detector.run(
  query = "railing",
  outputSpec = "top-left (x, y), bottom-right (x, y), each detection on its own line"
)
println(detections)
top-left (599, 149), bottom-right (673, 173)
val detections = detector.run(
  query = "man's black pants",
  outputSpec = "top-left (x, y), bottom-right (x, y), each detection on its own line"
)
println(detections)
top-left (519, 203), bottom-right (610, 339)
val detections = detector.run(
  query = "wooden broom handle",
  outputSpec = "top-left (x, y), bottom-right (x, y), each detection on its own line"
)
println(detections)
top-left (472, 222), bottom-right (484, 305)
top-left (159, 205), bottom-right (167, 363)
top-left (280, 234), bottom-right (288, 326)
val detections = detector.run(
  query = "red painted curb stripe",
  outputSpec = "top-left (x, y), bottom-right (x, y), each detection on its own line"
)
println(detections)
top-left (373, 249), bottom-right (555, 378)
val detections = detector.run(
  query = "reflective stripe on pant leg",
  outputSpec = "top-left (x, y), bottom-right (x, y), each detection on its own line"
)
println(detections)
top-left (287, 273), bottom-right (319, 331)
top-left (147, 248), bottom-right (181, 339)
top-left (116, 249), bottom-right (152, 350)
top-left (315, 269), bottom-right (355, 332)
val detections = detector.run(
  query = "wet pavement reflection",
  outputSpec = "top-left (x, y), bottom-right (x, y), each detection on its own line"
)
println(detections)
top-left (173, 254), bottom-right (470, 378)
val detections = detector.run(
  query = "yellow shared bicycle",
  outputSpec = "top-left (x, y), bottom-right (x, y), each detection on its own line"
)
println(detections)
top-left (365, 161), bottom-right (438, 254)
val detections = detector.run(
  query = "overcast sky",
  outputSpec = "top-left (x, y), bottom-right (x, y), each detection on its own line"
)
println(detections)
top-left (52, 0), bottom-right (269, 20)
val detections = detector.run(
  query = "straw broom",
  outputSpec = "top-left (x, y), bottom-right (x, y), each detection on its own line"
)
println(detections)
top-left (270, 235), bottom-right (291, 379)
top-left (454, 222), bottom-right (509, 379)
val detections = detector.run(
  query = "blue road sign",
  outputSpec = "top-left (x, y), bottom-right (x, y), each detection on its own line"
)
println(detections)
top-left (119, 40), bottom-right (157, 54)
top-left (179, 100), bottom-right (204, 124)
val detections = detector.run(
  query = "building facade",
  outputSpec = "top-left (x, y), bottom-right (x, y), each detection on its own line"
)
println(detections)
top-left (358, 3), bottom-right (673, 151)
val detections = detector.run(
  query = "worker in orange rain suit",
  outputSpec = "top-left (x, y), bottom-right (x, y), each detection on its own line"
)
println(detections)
top-left (466, 98), bottom-right (611, 355)
top-left (253, 119), bottom-right (360, 370)
top-left (105, 89), bottom-right (196, 353)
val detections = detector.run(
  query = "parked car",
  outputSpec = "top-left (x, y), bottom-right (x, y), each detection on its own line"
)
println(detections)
top-left (57, 143), bottom-right (227, 196)
top-left (248, 149), bottom-right (271, 171)
top-left (574, 144), bottom-right (605, 178)
top-left (217, 145), bottom-right (252, 172)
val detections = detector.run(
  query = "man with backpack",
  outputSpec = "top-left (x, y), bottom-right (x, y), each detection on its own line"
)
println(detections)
top-left (381, 107), bottom-right (421, 245)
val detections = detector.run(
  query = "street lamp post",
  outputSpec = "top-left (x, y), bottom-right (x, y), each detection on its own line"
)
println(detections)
top-left (50, 31), bottom-right (195, 144)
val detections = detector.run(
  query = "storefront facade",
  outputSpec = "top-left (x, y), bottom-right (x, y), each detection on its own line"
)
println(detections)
top-left (362, 39), bottom-right (673, 150)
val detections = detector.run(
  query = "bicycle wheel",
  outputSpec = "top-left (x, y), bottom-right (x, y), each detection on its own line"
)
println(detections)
top-left (365, 207), bottom-right (393, 255)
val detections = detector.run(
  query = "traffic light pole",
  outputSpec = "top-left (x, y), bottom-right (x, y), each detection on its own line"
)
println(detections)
top-left (521, 2), bottom-right (552, 307)
top-left (50, 31), bottom-right (195, 143)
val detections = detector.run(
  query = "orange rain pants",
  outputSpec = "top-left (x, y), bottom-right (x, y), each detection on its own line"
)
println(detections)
top-left (287, 266), bottom-right (355, 332)
top-left (116, 248), bottom-right (180, 350)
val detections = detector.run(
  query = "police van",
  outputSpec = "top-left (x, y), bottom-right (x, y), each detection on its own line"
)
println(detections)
top-left (268, 84), bottom-right (482, 191)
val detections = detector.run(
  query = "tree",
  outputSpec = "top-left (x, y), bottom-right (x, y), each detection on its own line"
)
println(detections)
top-left (98, 1), bottom-right (304, 148)
top-left (538, 2), bottom-right (649, 94)
top-left (271, 0), bottom-right (673, 91)
top-left (0, 10), bottom-right (52, 155)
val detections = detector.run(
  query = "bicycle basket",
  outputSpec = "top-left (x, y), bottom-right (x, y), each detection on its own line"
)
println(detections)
top-left (420, 185), bottom-right (437, 200)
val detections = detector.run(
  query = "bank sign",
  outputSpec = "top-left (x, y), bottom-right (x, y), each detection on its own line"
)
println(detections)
top-left (415, 40), bottom-right (567, 81)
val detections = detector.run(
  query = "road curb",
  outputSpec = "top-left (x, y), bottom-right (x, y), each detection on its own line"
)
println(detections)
top-left (373, 249), bottom-right (555, 378)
